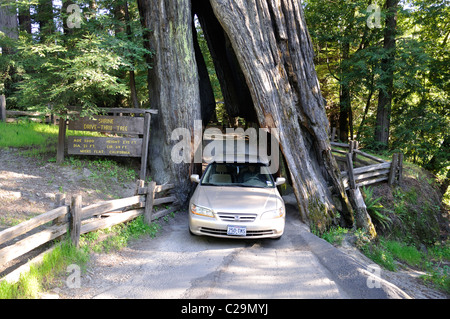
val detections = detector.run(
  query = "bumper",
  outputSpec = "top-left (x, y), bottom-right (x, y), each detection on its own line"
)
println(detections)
top-left (189, 213), bottom-right (285, 239)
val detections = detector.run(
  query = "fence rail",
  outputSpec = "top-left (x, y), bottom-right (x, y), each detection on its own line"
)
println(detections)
top-left (330, 140), bottom-right (403, 190)
top-left (0, 180), bottom-right (177, 275)
top-left (1, 110), bottom-right (58, 124)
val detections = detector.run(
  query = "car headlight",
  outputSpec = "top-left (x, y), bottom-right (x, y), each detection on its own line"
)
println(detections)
top-left (190, 203), bottom-right (214, 218)
top-left (261, 207), bottom-right (285, 220)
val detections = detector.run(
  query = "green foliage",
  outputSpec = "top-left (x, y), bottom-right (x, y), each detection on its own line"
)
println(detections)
top-left (303, 0), bottom-right (449, 186)
top-left (0, 0), bottom-right (153, 116)
top-left (320, 226), bottom-right (348, 245)
top-left (361, 186), bottom-right (392, 230)
top-left (360, 238), bottom-right (450, 293)
top-left (388, 185), bottom-right (441, 246)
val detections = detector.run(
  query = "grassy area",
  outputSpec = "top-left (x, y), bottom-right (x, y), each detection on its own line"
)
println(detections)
top-left (0, 121), bottom-right (102, 158)
top-left (0, 121), bottom-right (55, 149)
top-left (0, 240), bottom-right (89, 299)
top-left (320, 226), bottom-right (450, 293)
top-left (0, 214), bottom-right (170, 299)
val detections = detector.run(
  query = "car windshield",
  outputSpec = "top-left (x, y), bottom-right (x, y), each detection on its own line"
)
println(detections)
top-left (200, 162), bottom-right (275, 188)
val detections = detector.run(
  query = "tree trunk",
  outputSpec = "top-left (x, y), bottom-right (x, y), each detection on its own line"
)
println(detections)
top-left (0, 1), bottom-right (18, 109)
top-left (192, 19), bottom-right (217, 123)
top-left (124, 0), bottom-right (140, 108)
top-left (137, 0), bottom-right (202, 205)
top-left (374, 0), bottom-right (399, 148)
top-left (209, 0), bottom-right (354, 229)
top-left (338, 41), bottom-right (350, 142)
top-left (193, 0), bottom-right (257, 123)
top-left (0, 3), bottom-right (18, 41)
top-left (18, 1), bottom-right (32, 34)
top-left (36, 0), bottom-right (54, 41)
top-left (137, 0), bottom-right (355, 230)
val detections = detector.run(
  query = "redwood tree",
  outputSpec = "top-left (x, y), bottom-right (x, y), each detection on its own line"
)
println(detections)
top-left (138, 0), bottom-right (356, 230)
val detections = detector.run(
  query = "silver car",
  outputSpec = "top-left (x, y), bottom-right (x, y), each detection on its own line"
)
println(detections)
top-left (189, 161), bottom-right (286, 239)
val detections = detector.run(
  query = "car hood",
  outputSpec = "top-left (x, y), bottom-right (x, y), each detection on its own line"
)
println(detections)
top-left (191, 185), bottom-right (283, 214)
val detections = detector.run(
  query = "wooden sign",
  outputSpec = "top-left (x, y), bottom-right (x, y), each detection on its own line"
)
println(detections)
top-left (57, 108), bottom-right (157, 181)
top-left (68, 115), bottom-right (144, 135)
top-left (68, 136), bottom-right (143, 157)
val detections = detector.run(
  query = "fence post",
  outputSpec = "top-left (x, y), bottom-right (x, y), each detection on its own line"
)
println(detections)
top-left (397, 153), bottom-right (404, 185)
top-left (0, 95), bottom-right (6, 122)
top-left (352, 141), bottom-right (359, 162)
top-left (346, 153), bottom-right (356, 189)
top-left (388, 153), bottom-right (399, 186)
top-left (144, 181), bottom-right (156, 225)
top-left (56, 117), bottom-right (66, 164)
top-left (69, 195), bottom-right (82, 247)
top-left (331, 127), bottom-right (336, 142)
top-left (53, 193), bottom-right (66, 225)
top-left (135, 179), bottom-right (145, 195)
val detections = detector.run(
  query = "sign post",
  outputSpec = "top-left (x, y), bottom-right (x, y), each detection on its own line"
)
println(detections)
top-left (57, 108), bottom-right (157, 181)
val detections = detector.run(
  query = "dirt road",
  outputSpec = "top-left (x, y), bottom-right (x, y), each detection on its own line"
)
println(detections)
top-left (57, 205), bottom-right (412, 299)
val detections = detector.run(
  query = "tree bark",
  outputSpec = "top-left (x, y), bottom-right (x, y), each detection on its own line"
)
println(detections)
top-left (137, 0), bottom-right (355, 230)
top-left (0, 2), bottom-right (18, 41)
top-left (192, 19), bottom-right (216, 123)
top-left (193, 0), bottom-right (257, 123)
top-left (36, 0), bottom-right (54, 40)
top-left (209, 0), bottom-right (354, 229)
top-left (137, 0), bottom-right (202, 205)
top-left (374, 0), bottom-right (399, 148)
top-left (18, 1), bottom-right (32, 34)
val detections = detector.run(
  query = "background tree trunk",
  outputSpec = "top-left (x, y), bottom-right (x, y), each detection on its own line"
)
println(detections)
top-left (36, 0), bottom-right (54, 41)
top-left (209, 0), bottom-right (354, 229)
top-left (374, 0), bottom-right (399, 148)
top-left (0, 2), bottom-right (18, 42)
top-left (18, 1), bottom-right (32, 34)
top-left (137, 0), bottom-right (202, 205)
top-left (0, 1), bottom-right (18, 109)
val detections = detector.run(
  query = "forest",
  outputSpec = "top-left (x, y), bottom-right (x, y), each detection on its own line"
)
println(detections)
top-left (0, 0), bottom-right (448, 202)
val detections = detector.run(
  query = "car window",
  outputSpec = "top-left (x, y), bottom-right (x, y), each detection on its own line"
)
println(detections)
top-left (201, 163), bottom-right (275, 188)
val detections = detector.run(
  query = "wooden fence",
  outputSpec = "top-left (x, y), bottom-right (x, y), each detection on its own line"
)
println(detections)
top-left (0, 180), bottom-right (177, 274)
top-left (0, 109), bottom-right (58, 124)
top-left (331, 140), bottom-right (403, 190)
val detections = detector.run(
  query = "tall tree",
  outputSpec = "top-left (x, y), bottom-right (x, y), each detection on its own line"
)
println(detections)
top-left (0, 1), bottom-right (18, 47)
top-left (137, 0), bottom-right (202, 205)
top-left (36, 0), bottom-right (54, 40)
top-left (374, 0), bottom-right (399, 148)
top-left (138, 0), bottom-right (357, 229)
top-left (18, 0), bottom-right (32, 34)
top-left (0, 0), bottom-right (18, 108)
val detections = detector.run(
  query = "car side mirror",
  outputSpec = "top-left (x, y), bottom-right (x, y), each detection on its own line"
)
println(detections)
top-left (190, 174), bottom-right (201, 183)
top-left (275, 177), bottom-right (286, 186)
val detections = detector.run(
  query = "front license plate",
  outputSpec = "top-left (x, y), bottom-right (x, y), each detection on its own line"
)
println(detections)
top-left (227, 225), bottom-right (247, 236)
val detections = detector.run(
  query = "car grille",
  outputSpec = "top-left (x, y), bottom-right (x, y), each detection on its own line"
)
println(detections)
top-left (217, 213), bottom-right (257, 223)
top-left (200, 227), bottom-right (274, 237)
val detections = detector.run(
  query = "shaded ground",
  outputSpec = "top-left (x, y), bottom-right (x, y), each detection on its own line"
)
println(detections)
top-left (0, 148), bottom-right (136, 275)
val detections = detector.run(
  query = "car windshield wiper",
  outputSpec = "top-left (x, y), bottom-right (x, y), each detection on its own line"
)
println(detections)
top-left (234, 183), bottom-right (267, 188)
